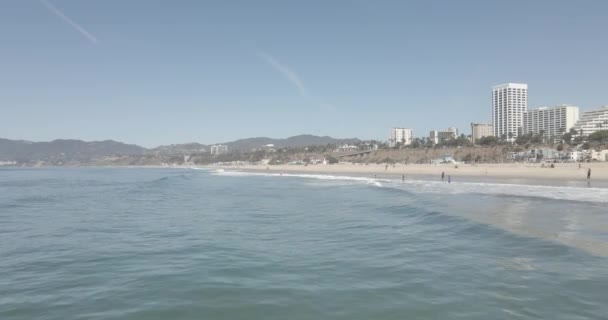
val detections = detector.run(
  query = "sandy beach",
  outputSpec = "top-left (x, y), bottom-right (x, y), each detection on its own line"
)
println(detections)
top-left (217, 162), bottom-right (608, 186)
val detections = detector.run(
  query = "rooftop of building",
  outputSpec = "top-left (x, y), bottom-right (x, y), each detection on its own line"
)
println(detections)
top-left (530, 104), bottom-right (579, 111)
top-left (581, 106), bottom-right (608, 113)
top-left (492, 83), bottom-right (528, 89)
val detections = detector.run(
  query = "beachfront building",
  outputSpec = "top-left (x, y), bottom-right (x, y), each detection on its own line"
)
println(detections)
top-left (389, 128), bottom-right (413, 147)
top-left (574, 106), bottom-right (608, 136)
top-left (336, 144), bottom-right (359, 152)
top-left (566, 150), bottom-right (608, 162)
top-left (0, 160), bottom-right (17, 166)
top-left (523, 105), bottom-right (579, 142)
top-left (492, 83), bottom-right (528, 142)
top-left (568, 151), bottom-right (583, 162)
top-left (262, 144), bottom-right (276, 152)
top-left (509, 148), bottom-right (561, 163)
top-left (210, 144), bottom-right (228, 155)
top-left (470, 123), bottom-right (493, 143)
top-left (430, 155), bottom-right (456, 165)
top-left (360, 142), bottom-right (379, 151)
top-left (429, 127), bottom-right (458, 144)
top-left (591, 150), bottom-right (608, 162)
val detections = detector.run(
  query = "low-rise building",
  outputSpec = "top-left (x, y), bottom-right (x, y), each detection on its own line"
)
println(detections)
top-left (508, 148), bottom-right (561, 162)
top-left (591, 150), bottom-right (608, 162)
top-left (336, 144), bottom-right (359, 152)
top-left (530, 148), bottom-right (560, 162)
top-left (262, 144), bottom-right (276, 152)
top-left (430, 155), bottom-right (456, 164)
top-left (210, 144), bottom-right (228, 155)
top-left (566, 150), bottom-right (606, 162)
top-left (568, 151), bottom-right (583, 162)
top-left (360, 142), bottom-right (379, 151)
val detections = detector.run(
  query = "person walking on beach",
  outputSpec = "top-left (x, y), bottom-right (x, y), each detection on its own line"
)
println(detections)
top-left (448, 175), bottom-right (451, 184)
top-left (402, 174), bottom-right (405, 181)
top-left (441, 171), bottom-right (445, 181)
top-left (587, 168), bottom-right (591, 180)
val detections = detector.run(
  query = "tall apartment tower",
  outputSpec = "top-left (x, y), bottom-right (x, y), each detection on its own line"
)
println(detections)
top-left (523, 105), bottom-right (579, 142)
top-left (492, 83), bottom-right (528, 142)
top-left (574, 106), bottom-right (608, 136)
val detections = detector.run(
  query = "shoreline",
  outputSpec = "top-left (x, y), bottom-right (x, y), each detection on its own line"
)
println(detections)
top-left (215, 163), bottom-right (608, 188)
top-left (3, 163), bottom-right (607, 188)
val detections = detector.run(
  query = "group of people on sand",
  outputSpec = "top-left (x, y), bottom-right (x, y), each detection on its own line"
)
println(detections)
top-left (441, 171), bottom-right (450, 183)
top-left (437, 169), bottom-right (591, 183)
top-left (391, 167), bottom-right (591, 183)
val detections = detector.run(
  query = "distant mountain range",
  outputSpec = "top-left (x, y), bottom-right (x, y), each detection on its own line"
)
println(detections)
top-left (0, 135), bottom-right (361, 165)
top-left (218, 134), bottom-right (360, 151)
top-left (0, 138), bottom-right (146, 162)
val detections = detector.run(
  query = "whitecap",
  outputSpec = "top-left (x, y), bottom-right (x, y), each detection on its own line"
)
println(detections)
top-left (212, 170), bottom-right (608, 203)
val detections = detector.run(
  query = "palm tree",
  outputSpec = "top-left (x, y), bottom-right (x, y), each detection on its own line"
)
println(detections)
top-left (539, 130), bottom-right (546, 144)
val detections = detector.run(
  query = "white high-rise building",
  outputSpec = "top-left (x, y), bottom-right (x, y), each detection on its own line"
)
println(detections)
top-left (574, 106), bottom-right (608, 136)
top-left (470, 123), bottom-right (493, 143)
top-left (523, 105), bottom-right (579, 142)
top-left (492, 83), bottom-right (528, 142)
top-left (389, 128), bottom-right (412, 147)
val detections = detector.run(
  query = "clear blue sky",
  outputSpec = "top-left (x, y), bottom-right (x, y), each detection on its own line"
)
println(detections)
top-left (1, 0), bottom-right (607, 147)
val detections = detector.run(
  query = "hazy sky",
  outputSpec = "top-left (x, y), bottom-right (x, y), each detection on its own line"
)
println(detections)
top-left (1, 0), bottom-right (607, 147)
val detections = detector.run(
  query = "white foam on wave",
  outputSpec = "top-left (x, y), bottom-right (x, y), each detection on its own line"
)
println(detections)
top-left (214, 170), bottom-right (386, 186)
top-left (189, 167), bottom-right (210, 171)
top-left (394, 179), bottom-right (608, 203)
top-left (213, 170), bottom-right (607, 203)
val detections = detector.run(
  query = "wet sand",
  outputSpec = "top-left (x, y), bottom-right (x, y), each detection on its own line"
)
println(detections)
top-left (217, 163), bottom-right (608, 188)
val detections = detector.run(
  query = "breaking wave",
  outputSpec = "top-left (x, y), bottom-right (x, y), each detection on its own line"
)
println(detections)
top-left (212, 170), bottom-right (608, 203)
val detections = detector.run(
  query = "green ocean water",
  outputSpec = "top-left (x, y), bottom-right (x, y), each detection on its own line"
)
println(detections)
top-left (1, 167), bottom-right (607, 319)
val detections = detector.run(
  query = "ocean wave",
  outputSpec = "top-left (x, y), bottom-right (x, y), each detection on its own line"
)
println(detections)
top-left (214, 171), bottom-right (386, 186)
top-left (212, 170), bottom-right (608, 203)
top-left (11, 195), bottom-right (58, 205)
top-left (189, 167), bottom-right (210, 171)
top-left (146, 173), bottom-right (193, 185)
top-left (394, 179), bottom-right (608, 203)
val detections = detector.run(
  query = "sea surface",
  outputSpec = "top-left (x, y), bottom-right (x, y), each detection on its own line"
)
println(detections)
top-left (1, 167), bottom-right (608, 320)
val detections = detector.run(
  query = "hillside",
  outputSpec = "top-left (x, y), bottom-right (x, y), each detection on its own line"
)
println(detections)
top-left (222, 134), bottom-right (360, 151)
top-left (0, 134), bottom-right (362, 166)
top-left (0, 138), bottom-right (146, 163)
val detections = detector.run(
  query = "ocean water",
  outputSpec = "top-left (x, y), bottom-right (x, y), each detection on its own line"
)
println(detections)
top-left (1, 168), bottom-right (607, 320)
